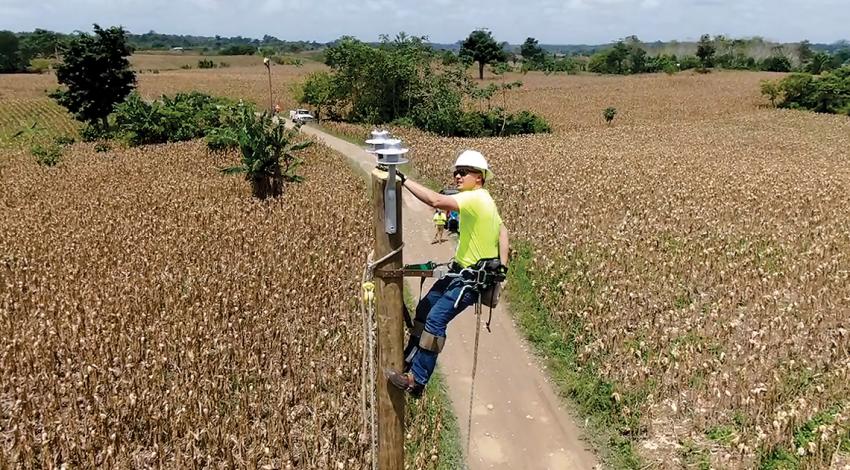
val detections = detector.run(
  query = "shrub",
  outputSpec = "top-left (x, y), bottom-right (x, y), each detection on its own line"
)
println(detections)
top-left (505, 110), bottom-right (552, 134)
top-left (677, 55), bottom-right (702, 70)
top-left (32, 143), bottom-right (62, 166)
top-left (219, 44), bottom-right (255, 55)
top-left (603, 107), bottom-right (617, 124)
top-left (760, 55), bottom-right (792, 72)
top-left (760, 80), bottom-right (781, 106)
top-left (271, 55), bottom-right (302, 66)
top-left (28, 58), bottom-right (52, 73)
top-left (54, 135), bottom-right (75, 146)
top-left (179, 64), bottom-right (192, 70)
top-left (80, 122), bottom-right (111, 142)
top-left (205, 126), bottom-right (239, 152)
top-left (197, 59), bottom-right (216, 69)
top-left (767, 67), bottom-right (850, 115)
top-left (113, 91), bottom-right (242, 146)
top-left (453, 109), bottom-right (551, 137)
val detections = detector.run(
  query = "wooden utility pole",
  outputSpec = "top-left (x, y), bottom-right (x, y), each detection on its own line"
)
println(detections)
top-left (371, 168), bottom-right (405, 470)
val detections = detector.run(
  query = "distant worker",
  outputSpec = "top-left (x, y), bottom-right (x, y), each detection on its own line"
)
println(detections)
top-left (445, 209), bottom-right (459, 235)
top-left (386, 150), bottom-right (509, 397)
top-left (432, 209), bottom-right (447, 244)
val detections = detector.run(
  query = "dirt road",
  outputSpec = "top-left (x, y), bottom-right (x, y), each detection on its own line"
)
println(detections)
top-left (295, 123), bottom-right (599, 469)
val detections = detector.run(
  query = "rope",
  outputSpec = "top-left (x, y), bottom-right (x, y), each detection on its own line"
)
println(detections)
top-left (359, 243), bottom-right (404, 470)
top-left (466, 300), bottom-right (483, 456)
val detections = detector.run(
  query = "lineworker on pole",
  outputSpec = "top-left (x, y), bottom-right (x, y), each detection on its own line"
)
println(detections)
top-left (385, 150), bottom-right (509, 397)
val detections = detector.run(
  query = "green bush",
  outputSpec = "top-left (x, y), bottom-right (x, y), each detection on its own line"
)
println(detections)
top-left (113, 91), bottom-right (242, 146)
top-left (763, 66), bottom-right (850, 115)
top-left (205, 126), bottom-right (238, 152)
top-left (452, 109), bottom-right (551, 137)
top-left (54, 135), bottom-right (75, 146)
top-left (677, 55), bottom-right (702, 70)
top-left (603, 107), bottom-right (617, 124)
top-left (32, 143), bottom-right (62, 166)
top-left (197, 59), bottom-right (216, 69)
top-left (219, 44), bottom-right (255, 55)
top-left (271, 55), bottom-right (302, 66)
top-left (94, 142), bottom-right (111, 153)
top-left (28, 58), bottom-right (53, 73)
top-left (760, 55), bottom-right (792, 72)
top-left (80, 122), bottom-right (111, 142)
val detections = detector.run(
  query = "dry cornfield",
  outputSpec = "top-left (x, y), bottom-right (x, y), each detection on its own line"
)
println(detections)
top-left (0, 140), bottom-right (378, 467)
top-left (378, 72), bottom-right (850, 468)
top-left (4, 61), bottom-right (850, 468)
top-left (0, 58), bottom-right (322, 150)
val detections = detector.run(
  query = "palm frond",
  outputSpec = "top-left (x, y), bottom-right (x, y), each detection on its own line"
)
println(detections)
top-left (221, 165), bottom-right (248, 175)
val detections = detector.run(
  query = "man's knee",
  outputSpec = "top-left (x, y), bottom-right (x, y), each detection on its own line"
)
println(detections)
top-left (418, 331), bottom-right (446, 353)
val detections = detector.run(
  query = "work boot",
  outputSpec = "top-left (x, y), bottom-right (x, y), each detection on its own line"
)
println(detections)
top-left (384, 369), bottom-right (424, 398)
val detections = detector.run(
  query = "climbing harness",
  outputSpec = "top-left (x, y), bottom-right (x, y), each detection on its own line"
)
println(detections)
top-left (380, 258), bottom-right (507, 455)
top-left (362, 250), bottom-right (507, 462)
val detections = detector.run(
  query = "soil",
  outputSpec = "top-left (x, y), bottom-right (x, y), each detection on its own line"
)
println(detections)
top-left (295, 122), bottom-right (600, 469)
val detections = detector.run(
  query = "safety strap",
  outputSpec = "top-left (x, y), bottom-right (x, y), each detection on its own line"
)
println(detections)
top-left (419, 331), bottom-right (446, 353)
top-left (402, 303), bottom-right (413, 330)
top-left (412, 320), bottom-right (426, 337)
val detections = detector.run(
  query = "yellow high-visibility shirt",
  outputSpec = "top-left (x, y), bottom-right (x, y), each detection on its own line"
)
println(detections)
top-left (433, 212), bottom-right (447, 226)
top-left (451, 188), bottom-right (502, 268)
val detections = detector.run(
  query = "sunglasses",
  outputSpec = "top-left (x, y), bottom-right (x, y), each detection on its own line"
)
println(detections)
top-left (453, 167), bottom-right (480, 178)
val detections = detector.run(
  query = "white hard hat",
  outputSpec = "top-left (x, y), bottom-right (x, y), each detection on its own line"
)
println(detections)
top-left (454, 150), bottom-right (494, 182)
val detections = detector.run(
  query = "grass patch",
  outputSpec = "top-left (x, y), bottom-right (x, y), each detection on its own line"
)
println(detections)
top-left (680, 439), bottom-right (712, 470)
top-left (403, 284), bottom-right (465, 469)
top-left (504, 240), bottom-right (643, 468)
top-left (706, 424), bottom-right (737, 446)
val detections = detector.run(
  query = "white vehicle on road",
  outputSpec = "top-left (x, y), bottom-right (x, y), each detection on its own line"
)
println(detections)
top-left (289, 108), bottom-right (314, 124)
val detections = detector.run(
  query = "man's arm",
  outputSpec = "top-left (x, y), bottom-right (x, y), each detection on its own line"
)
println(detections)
top-left (402, 178), bottom-right (459, 212)
top-left (499, 224), bottom-right (510, 265)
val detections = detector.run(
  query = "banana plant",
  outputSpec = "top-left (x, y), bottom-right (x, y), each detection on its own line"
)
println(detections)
top-left (222, 107), bottom-right (312, 198)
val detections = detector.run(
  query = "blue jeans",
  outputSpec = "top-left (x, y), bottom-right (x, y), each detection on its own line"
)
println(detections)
top-left (406, 276), bottom-right (479, 386)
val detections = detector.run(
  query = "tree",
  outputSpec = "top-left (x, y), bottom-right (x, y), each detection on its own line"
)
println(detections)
top-left (760, 55), bottom-right (791, 72)
top-left (298, 71), bottom-right (337, 122)
top-left (459, 29), bottom-right (507, 79)
top-left (806, 52), bottom-right (833, 75)
top-left (0, 31), bottom-right (25, 72)
top-left (520, 37), bottom-right (545, 66)
top-left (51, 25), bottom-right (136, 129)
top-left (624, 36), bottom-right (647, 73)
top-left (797, 40), bottom-right (814, 64)
top-left (696, 34), bottom-right (716, 68)
top-left (19, 29), bottom-right (62, 60)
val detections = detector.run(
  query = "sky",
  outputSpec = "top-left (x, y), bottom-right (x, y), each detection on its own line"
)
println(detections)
top-left (2, 0), bottom-right (848, 45)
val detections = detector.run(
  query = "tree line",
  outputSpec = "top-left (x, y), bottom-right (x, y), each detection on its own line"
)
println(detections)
top-left (4, 26), bottom-right (849, 75)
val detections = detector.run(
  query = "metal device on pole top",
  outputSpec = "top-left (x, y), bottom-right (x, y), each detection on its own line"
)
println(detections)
top-left (368, 130), bottom-right (408, 234)
top-left (365, 129), bottom-right (395, 154)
